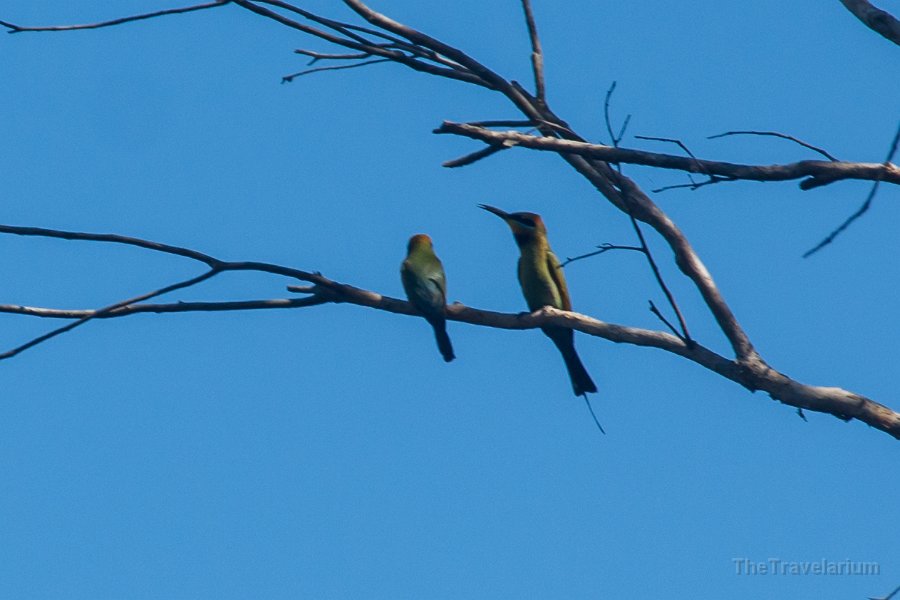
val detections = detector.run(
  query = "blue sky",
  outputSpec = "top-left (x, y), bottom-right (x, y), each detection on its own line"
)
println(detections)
top-left (1, 1), bottom-right (898, 598)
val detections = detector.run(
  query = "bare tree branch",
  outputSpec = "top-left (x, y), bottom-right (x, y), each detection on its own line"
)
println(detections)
top-left (294, 49), bottom-right (371, 63)
top-left (803, 122), bottom-right (900, 257)
top-left (0, 224), bottom-right (223, 266)
top-left (561, 243), bottom-right (644, 267)
top-left (443, 145), bottom-right (509, 168)
top-left (648, 300), bottom-right (682, 340)
top-left (604, 82), bottom-right (631, 148)
top-left (263, 1), bottom-right (469, 71)
top-left (520, 0), bottom-right (546, 104)
top-left (228, 1), bottom-right (490, 87)
top-left (869, 583), bottom-right (900, 600)
top-left (564, 236), bottom-right (692, 343)
top-left (340, 0), bottom-right (510, 90)
top-left (282, 58), bottom-right (390, 83)
top-left (626, 214), bottom-right (692, 343)
top-left (463, 119), bottom-right (535, 128)
top-left (434, 122), bottom-right (900, 189)
top-left (0, 1), bottom-right (229, 33)
top-left (3, 273), bottom-right (899, 440)
top-left (708, 130), bottom-right (839, 161)
top-left (650, 175), bottom-right (738, 194)
top-left (0, 270), bottom-right (219, 360)
top-left (839, 0), bottom-right (900, 45)
top-left (635, 134), bottom-right (706, 187)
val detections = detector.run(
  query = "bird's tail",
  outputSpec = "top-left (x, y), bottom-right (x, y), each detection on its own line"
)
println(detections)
top-left (429, 317), bottom-right (455, 362)
top-left (546, 327), bottom-right (597, 396)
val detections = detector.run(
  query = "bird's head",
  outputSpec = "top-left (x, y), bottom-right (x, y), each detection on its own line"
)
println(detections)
top-left (407, 233), bottom-right (434, 253)
top-left (479, 204), bottom-right (546, 245)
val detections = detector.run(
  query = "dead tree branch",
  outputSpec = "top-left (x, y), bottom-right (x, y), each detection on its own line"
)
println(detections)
top-left (708, 130), bottom-right (839, 162)
top-left (1, 224), bottom-right (897, 439)
top-left (282, 58), bottom-right (390, 82)
top-left (520, 0), bottom-right (546, 104)
top-left (838, 0), bottom-right (900, 45)
top-left (0, 270), bottom-right (219, 360)
top-left (435, 122), bottom-right (900, 189)
top-left (803, 122), bottom-right (900, 257)
top-left (0, 1), bottom-right (229, 33)
top-left (625, 213), bottom-right (692, 343)
top-left (561, 243), bottom-right (644, 266)
top-left (634, 135), bottom-right (706, 190)
top-left (294, 49), bottom-right (371, 63)
top-left (604, 82), bottom-right (631, 148)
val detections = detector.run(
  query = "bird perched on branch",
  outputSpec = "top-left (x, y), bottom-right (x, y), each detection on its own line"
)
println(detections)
top-left (401, 233), bottom-right (455, 362)
top-left (479, 204), bottom-right (602, 431)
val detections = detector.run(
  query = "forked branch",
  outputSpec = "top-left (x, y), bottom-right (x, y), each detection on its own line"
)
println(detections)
top-left (0, 223), bottom-right (897, 439)
top-left (435, 122), bottom-right (900, 189)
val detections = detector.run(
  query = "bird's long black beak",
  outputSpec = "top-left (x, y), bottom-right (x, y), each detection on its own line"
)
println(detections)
top-left (478, 204), bottom-right (510, 220)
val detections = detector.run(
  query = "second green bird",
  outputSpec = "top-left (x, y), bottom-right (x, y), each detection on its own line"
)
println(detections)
top-left (401, 233), bottom-right (455, 362)
top-left (479, 204), bottom-right (597, 396)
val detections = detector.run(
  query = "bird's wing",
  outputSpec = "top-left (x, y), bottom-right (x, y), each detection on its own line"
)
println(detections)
top-left (428, 275), bottom-right (447, 305)
top-left (402, 260), bottom-right (446, 315)
top-left (546, 249), bottom-right (572, 311)
top-left (429, 259), bottom-right (448, 304)
top-left (400, 260), bottom-right (417, 298)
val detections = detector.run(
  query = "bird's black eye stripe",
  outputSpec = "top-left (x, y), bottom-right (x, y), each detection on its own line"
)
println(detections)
top-left (514, 216), bottom-right (536, 228)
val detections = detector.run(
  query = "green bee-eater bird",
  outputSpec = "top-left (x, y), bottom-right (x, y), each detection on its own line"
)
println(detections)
top-left (401, 233), bottom-right (455, 363)
top-left (479, 204), bottom-right (603, 430)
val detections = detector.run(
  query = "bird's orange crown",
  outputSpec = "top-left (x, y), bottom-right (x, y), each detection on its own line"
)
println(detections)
top-left (407, 233), bottom-right (433, 252)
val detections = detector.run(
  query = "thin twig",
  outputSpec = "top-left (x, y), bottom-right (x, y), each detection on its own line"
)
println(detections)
top-left (435, 122), bottom-right (900, 189)
top-left (561, 243), bottom-right (644, 267)
top-left (0, 297), bottom-right (330, 319)
top-left (339, 0), bottom-right (511, 90)
top-left (258, 0), bottom-right (406, 54)
top-left (443, 145), bottom-right (508, 168)
top-left (603, 82), bottom-right (631, 148)
top-left (0, 224), bottom-right (328, 283)
top-left (0, 1), bottom-right (228, 33)
top-left (708, 130), bottom-right (839, 161)
top-left (627, 213), bottom-right (692, 343)
top-left (520, 0), bottom-right (545, 103)
top-left (651, 176), bottom-right (737, 194)
top-left (648, 300), bottom-right (682, 340)
top-left (294, 49), bottom-right (371, 64)
top-left (0, 224), bottom-right (221, 266)
top-left (230, 0), bottom-right (489, 87)
top-left (443, 117), bottom-right (581, 169)
top-left (282, 58), bottom-right (390, 82)
top-left (261, 0), bottom-right (467, 70)
top-left (562, 233), bottom-right (691, 343)
top-left (464, 119), bottom-right (536, 128)
top-left (636, 134), bottom-right (707, 186)
top-left (869, 583), bottom-right (900, 600)
top-left (803, 122), bottom-right (900, 258)
top-left (635, 135), bottom-right (703, 162)
top-left (0, 269), bottom-right (218, 360)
